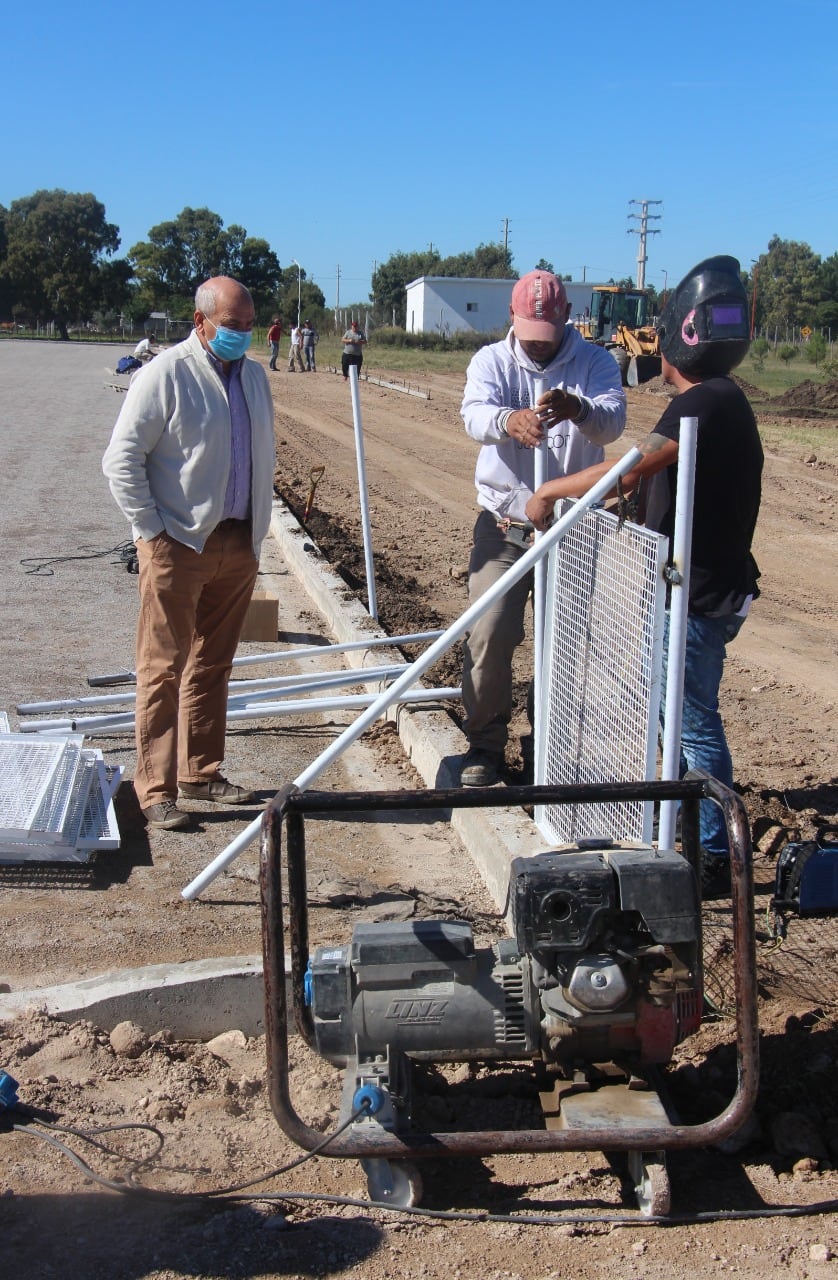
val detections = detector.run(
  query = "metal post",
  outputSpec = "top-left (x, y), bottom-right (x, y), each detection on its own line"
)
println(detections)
top-left (658, 417), bottom-right (698, 850)
top-left (532, 376), bottom-right (548, 780)
top-left (348, 363), bottom-right (378, 620)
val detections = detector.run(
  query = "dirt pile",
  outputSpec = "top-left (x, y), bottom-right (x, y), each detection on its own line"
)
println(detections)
top-left (769, 378), bottom-right (838, 412)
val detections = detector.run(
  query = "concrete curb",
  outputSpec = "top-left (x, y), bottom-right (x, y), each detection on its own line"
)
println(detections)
top-left (0, 956), bottom-right (267, 1039)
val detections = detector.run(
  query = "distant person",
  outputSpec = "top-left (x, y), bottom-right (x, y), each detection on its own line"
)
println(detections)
top-left (133, 333), bottom-right (158, 363)
top-left (526, 256), bottom-right (762, 895)
top-left (341, 320), bottom-right (367, 381)
top-left (288, 322), bottom-right (305, 372)
top-left (102, 276), bottom-right (276, 832)
top-left (302, 319), bottom-right (318, 371)
top-left (458, 269), bottom-right (626, 786)
top-left (267, 316), bottom-right (282, 370)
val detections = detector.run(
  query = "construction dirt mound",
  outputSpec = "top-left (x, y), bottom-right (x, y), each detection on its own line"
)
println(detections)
top-left (769, 378), bottom-right (838, 411)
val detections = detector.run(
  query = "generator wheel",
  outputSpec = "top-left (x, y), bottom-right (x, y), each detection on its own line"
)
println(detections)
top-left (361, 1157), bottom-right (423, 1208)
top-left (628, 1149), bottom-right (670, 1217)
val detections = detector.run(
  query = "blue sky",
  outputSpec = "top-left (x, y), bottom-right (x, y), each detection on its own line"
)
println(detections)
top-left (4, 0), bottom-right (838, 307)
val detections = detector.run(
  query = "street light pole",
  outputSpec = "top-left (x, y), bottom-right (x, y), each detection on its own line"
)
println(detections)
top-left (749, 260), bottom-right (758, 340)
top-left (291, 259), bottom-right (301, 326)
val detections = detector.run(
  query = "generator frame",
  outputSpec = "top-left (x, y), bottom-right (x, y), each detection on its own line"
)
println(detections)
top-left (259, 773), bottom-right (758, 1212)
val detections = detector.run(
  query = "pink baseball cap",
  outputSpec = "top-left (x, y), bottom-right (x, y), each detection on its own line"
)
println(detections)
top-left (511, 271), bottom-right (569, 340)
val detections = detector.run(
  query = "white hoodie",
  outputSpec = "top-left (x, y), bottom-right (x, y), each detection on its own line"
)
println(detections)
top-left (461, 325), bottom-right (626, 522)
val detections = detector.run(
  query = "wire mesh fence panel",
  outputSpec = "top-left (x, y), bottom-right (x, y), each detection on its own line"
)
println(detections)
top-left (536, 502), bottom-right (668, 844)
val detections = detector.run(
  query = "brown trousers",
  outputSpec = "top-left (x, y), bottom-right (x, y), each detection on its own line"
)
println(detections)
top-left (133, 522), bottom-right (259, 808)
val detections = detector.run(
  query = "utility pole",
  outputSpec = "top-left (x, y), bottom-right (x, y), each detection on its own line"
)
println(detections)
top-left (501, 217), bottom-right (510, 268)
top-left (627, 199), bottom-right (662, 291)
top-left (335, 265), bottom-right (341, 331)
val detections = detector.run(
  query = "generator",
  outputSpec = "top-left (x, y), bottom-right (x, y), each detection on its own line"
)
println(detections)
top-left (260, 777), bottom-right (759, 1217)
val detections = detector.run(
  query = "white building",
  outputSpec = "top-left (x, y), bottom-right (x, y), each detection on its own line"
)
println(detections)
top-left (404, 276), bottom-right (602, 336)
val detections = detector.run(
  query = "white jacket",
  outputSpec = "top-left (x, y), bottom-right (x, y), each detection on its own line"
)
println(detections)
top-left (102, 330), bottom-right (276, 554)
top-left (461, 325), bottom-right (626, 522)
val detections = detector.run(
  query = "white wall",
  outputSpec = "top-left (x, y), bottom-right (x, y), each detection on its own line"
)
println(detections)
top-left (404, 277), bottom-right (605, 335)
top-left (405, 277), bottom-right (517, 335)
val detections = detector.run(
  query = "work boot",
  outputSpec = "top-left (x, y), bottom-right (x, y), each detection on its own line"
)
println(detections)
top-left (178, 776), bottom-right (256, 804)
top-left (460, 748), bottom-right (502, 787)
top-left (142, 800), bottom-right (194, 831)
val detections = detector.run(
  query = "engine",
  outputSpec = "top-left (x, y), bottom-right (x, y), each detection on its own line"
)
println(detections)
top-left (308, 842), bottom-right (703, 1070)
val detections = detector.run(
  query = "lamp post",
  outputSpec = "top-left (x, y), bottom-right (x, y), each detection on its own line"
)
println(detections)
top-left (749, 260), bottom-right (758, 340)
top-left (291, 259), bottom-right (301, 326)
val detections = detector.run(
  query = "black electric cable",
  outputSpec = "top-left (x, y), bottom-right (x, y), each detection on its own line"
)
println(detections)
top-left (9, 1107), bottom-right (837, 1226)
top-left (20, 541), bottom-right (136, 577)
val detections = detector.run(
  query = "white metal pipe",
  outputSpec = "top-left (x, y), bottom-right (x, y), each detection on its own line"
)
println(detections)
top-left (229, 629), bottom-right (443, 669)
top-left (182, 446), bottom-right (643, 900)
top-left (532, 376), bottom-right (548, 781)
top-left (86, 629), bottom-right (445, 686)
top-left (225, 688), bottom-right (460, 721)
top-left (23, 687), bottom-right (458, 737)
top-left (348, 363), bottom-right (378, 620)
top-left (19, 664), bottom-right (407, 716)
top-left (658, 417), bottom-right (698, 850)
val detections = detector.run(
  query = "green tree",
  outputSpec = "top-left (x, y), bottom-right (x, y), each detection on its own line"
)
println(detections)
top-left (777, 344), bottom-right (798, 365)
top-left (534, 257), bottom-right (555, 273)
top-left (752, 236), bottom-right (821, 335)
top-left (371, 249), bottom-right (441, 326)
top-left (1, 189), bottom-right (120, 338)
top-left (803, 332), bottom-right (827, 366)
top-left (233, 237), bottom-right (281, 319)
top-left (129, 207), bottom-right (281, 317)
top-left (750, 336), bottom-right (770, 369)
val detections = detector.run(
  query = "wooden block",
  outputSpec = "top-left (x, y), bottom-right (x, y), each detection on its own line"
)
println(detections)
top-left (240, 590), bottom-right (278, 642)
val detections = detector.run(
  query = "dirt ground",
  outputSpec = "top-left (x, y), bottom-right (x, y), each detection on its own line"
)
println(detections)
top-left (0, 341), bottom-right (836, 1279)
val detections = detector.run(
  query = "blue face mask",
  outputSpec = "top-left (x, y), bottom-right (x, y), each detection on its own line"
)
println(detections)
top-left (205, 319), bottom-right (252, 361)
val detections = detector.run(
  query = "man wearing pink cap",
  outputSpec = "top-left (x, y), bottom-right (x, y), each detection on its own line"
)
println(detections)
top-left (458, 269), bottom-right (626, 786)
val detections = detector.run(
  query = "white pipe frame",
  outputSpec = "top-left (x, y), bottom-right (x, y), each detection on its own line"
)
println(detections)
top-left (348, 363), bottom-right (378, 620)
top-left (85, 629), bottom-right (445, 687)
top-left (182, 446), bottom-right (643, 900)
top-left (657, 417), bottom-right (698, 851)
top-left (19, 687), bottom-right (461, 737)
top-left (532, 376), bottom-right (548, 781)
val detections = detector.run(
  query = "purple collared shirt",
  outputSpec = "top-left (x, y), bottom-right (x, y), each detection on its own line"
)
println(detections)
top-left (205, 348), bottom-right (253, 521)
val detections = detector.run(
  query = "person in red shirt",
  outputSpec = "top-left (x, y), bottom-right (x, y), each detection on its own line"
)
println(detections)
top-left (267, 317), bottom-right (282, 371)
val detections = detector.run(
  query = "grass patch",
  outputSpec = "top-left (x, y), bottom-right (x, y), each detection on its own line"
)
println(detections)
top-left (740, 351), bottom-right (837, 399)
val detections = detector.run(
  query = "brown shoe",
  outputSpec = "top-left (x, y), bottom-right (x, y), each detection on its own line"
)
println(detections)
top-left (142, 800), bottom-right (194, 831)
top-left (178, 776), bottom-right (256, 804)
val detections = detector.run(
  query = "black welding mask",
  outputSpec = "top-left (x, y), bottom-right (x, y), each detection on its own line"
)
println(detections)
top-left (657, 255), bottom-right (750, 376)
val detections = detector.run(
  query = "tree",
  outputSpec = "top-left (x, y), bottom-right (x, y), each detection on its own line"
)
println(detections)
top-left (752, 236), bottom-right (822, 334)
top-left (233, 237), bottom-right (281, 319)
top-left (534, 258), bottom-right (555, 274)
top-left (803, 332), bottom-right (828, 366)
top-left (1, 189), bottom-right (120, 338)
top-left (371, 249), bottom-right (441, 326)
top-left (129, 207), bottom-right (281, 317)
top-left (750, 336), bottom-right (770, 369)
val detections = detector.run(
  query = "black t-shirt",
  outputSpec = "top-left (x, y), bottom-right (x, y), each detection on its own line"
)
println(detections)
top-left (644, 377), bottom-right (763, 616)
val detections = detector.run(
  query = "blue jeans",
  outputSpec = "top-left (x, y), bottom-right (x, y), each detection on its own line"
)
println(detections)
top-left (664, 610), bottom-right (745, 858)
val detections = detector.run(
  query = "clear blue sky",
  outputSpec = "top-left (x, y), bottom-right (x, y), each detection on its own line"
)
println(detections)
top-left (5, 0), bottom-right (838, 308)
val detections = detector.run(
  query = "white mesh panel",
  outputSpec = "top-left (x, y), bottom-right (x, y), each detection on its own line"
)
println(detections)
top-left (536, 501), bottom-right (668, 844)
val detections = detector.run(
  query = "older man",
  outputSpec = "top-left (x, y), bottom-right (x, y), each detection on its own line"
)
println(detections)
top-left (459, 269), bottom-right (627, 786)
top-left (103, 276), bottom-right (276, 830)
